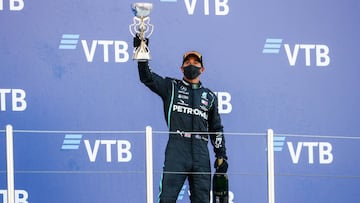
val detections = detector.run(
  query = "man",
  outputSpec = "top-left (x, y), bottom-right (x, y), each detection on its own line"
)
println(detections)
top-left (135, 37), bottom-right (228, 203)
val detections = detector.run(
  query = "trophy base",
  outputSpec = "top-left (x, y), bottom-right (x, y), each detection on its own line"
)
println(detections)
top-left (133, 52), bottom-right (151, 61)
top-left (133, 44), bottom-right (151, 61)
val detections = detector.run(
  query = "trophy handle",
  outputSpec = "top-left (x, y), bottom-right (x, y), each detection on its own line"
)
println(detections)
top-left (142, 17), bottom-right (154, 38)
top-left (129, 17), bottom-right (140, 37)
top-left (129, 17), bottom-right (153, 38)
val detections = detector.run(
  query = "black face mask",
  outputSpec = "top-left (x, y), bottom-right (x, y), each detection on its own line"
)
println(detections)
top-left (183, 65), bottom-right (201, 80)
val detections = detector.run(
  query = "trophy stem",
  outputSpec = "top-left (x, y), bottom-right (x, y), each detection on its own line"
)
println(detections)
top-left (138, 17), bottom-right (146, 40)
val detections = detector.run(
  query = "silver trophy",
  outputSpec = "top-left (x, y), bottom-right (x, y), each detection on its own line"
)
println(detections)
top-left (129, 3), bottom-right (154, 61)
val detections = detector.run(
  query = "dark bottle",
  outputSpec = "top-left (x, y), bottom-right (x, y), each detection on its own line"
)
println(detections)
top-left (212, 173), bottom-right (229, 203)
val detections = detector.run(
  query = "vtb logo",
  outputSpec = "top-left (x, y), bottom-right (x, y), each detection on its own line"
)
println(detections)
top-left (0, 190), bottom-right (28, 203)
top-left (0, 0), bottom-right (24, 11)
top-left (0, 88), bottom-right (27, 112)
top-left (273, 136), bottom-right (333, 164)
top-left (263, 38), bottom-right (330, 67)
top-left (160, 0), bottom-right (229, 16)
top-left (61, 134), bottom-right (132, 162)
top-left (58, 34), bottom-right (129, 63)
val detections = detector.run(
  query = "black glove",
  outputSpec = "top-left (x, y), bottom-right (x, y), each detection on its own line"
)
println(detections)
top-left (133, 33), bottom-right (149, 48)
top-left (214, 158), bottom-right (228, 174)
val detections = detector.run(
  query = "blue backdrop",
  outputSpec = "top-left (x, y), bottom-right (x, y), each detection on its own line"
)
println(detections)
top-left (1, 0), bottom-right (360, 202)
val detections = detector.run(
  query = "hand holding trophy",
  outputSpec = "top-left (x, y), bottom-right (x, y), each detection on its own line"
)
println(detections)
top-left (129, 2), bottom-right (154, 61)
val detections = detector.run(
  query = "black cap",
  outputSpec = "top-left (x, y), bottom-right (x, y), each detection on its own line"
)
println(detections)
top-left (182, 51), bottom-right (203, 66)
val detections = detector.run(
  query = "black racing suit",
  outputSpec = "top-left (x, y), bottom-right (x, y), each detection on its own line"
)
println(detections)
top-left (138, 61), bottom-right (227, 203)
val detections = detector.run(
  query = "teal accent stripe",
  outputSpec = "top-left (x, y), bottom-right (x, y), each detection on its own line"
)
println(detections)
top-left (167, 81), bottom-right (175, 128)
top-left (158, 173), bottom-right (164, 203)
top-left (208, 92), bottom-right (215, 109)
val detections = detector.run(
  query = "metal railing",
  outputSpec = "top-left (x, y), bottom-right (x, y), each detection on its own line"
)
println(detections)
top-left (3, 124), bottom-right (360, 203)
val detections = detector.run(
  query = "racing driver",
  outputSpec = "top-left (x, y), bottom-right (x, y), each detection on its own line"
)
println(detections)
top-left (135, 36), bottom-right (228, 203)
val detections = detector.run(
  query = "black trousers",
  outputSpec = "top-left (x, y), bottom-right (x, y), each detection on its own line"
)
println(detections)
top-left (159, 137), bottom-right (211, 203)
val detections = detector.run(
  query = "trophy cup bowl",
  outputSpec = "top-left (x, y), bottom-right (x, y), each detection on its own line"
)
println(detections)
top-left (129, 3), bottom-right (154, 61)
top-left (131, 2), bottom-right (153, 18)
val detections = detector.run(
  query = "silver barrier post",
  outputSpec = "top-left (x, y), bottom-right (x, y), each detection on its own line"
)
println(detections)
top-left (6, 124), bottom-right (15, 203)
top-left (267, 129), bottom-right (275, 203)
top-left (146, 126), bottom-right (154, 203)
